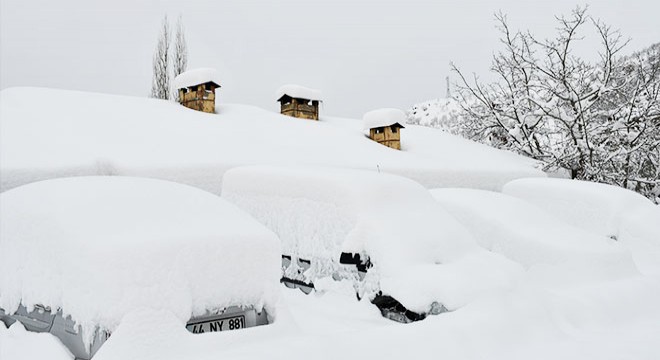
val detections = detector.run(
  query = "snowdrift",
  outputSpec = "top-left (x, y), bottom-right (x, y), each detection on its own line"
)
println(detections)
top-left (0, 87), bottom-right (543, 194)
top-left (0, 321), bottom-right (73, 360)
top-left (0, 177), bottom-right (281, 344)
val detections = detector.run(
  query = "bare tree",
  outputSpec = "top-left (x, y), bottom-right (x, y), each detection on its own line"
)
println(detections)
top-left (172, 15), bottom-right (188, 101)
top-left (451, 7), bottom-right (659, 201)
top-left (150, 16), bottom-right (170, 100)
top-left (596, 43), bottom-right (660, 201)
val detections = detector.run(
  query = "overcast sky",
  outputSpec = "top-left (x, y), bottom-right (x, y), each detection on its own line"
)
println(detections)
top-left (1, 0), bottom-right (659, 117)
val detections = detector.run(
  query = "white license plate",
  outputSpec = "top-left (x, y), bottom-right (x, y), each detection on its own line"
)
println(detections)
top-left (187, 315), bottom-right (245, 334)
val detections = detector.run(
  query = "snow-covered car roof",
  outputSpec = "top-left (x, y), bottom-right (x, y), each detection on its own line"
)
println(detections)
top-left (502, 178), bottom-right (654, 239)
top-left (222, 165), bottom-right (522, 313)
top-left (501, 178), bottom-right (660, 276)
top-left (431, 187), bottom-right (636, 275)
top-left (0, 176), bottom-right (280, 344)
top-left (172, 68), bottom-right (221, 89)
top-left (275, 84), bottom-right (322, 102)
top-left (363, 108), bottom-right (406, 130)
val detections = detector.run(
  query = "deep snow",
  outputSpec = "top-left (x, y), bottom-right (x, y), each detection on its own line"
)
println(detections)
top-left (363, 108), bottom-right (406, 129)
top-left (275, 84), bottom-right (322, 101)
top-left (502, 178), bottom-right (660, 276)
top-left (0, 176), bottom-right (281, 346)
top-left (0, 87), bottom-right (543, 194)
top-left (6, 275), bottom-right (660, 360)
top-left (172, 68), bottom-right (222, 90)
top-left (0, 321), bottom-right (73, 360)
top-left (430, 188), bottom-right (639, 282)
top-left (1, 88), bottom-right (659, 360)
top-left (222, 166), bottom-right (522, 313)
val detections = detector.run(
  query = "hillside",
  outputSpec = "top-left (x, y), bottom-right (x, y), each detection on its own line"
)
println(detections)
top-left (0, 87), bottom-right (543, 194)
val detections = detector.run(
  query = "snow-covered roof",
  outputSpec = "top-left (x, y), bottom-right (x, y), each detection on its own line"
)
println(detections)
top-left (276, 84), bottom-right (322, 102)
top-left (0, 176), bottom-right (280, 344)
top-left (0, 87), bottom-right (544, 195)
top-left (363, 108), bottom-right (406, 130)
top-left (172, 68), bottom-right (221, 90)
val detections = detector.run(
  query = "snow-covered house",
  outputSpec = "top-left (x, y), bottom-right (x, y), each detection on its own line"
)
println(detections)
top-left (276, 84), bottom-right (322, 120)
top-left (173, 68), bottom-right (221, 114)
top-left (363, 108), bottom-right (406, 150)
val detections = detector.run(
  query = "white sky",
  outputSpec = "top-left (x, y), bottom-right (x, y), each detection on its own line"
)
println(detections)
top-left (1, 0), bottom-right (659, 117)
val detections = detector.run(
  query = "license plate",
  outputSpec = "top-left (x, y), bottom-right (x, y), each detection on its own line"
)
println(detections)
top-left (186, 315), bottom-right (245, 334)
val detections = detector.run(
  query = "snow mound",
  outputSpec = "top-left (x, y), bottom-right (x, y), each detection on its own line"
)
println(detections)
top-left (431, 188), bottom-right (638, 283)
top-left (0, 321), bottom-right (73, 360)
top-left (222, 166), bottom-right (522, 312)
top-left (0, 176), bottom-right (280, 345)
top-left (172, 68), bottom-right (221, 89)
top-left (502, 178), bottom-right (654, 240)
top-left (275, 84), bottom-right (322, 101)
top-left (362, 108), bottom-right (406, 130)
top-left (619, 205), bottom-right (660, 276)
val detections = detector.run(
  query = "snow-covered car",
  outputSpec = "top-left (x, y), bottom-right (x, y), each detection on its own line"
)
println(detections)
top-left (0, 177), bottom-right (281, 359)
top-left (501, 177), bottom-right (655, 241)
top-left (430, 187), bottom-right (637, 278)
top-left (501, 177), bottom-right (660, 276)
top-left (221, 165), bottom-right (521, 323)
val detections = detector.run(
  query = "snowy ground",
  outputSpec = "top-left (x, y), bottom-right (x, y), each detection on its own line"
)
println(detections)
top-left (1, 88), bottom-right (659, 360)
top-left (2, 181), bottom-right (659, 360)
top-left (4, 273), bottom-right (660, 360)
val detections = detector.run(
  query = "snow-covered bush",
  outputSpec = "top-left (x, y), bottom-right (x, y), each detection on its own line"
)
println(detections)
top-left (443, 7), bottom-right (659, 202)
top-left (406, 98), bottom-right (462, 133)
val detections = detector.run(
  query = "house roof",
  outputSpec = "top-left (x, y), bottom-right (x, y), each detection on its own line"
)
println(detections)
top-left (363, 108), bottom-right (407, 130)
top-left (173, 68), bottom-right (222, 90)
top-left (276, 84), bottom-right (322, 102)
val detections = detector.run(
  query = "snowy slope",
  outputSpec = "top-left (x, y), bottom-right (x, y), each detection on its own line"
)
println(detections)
top-left (0, 87), bottom-right (543, 194)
